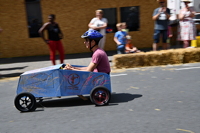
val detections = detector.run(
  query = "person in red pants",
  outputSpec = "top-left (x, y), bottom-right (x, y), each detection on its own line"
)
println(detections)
top-left (39, 14), bottom-right (65, 65)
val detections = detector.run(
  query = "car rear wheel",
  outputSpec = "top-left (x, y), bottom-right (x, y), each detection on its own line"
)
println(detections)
top-left (90, 87), bottom-right (111, 106)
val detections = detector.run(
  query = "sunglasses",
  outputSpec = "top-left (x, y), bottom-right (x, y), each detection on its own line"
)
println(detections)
top-left (160, 2), bottom-right (165, 3)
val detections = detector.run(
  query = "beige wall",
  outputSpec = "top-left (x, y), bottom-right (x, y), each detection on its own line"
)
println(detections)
top-left (0, 0), bottom-right (158, 58)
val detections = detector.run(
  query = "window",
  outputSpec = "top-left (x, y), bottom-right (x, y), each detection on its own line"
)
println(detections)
top-left (101, 8), bottom-right (117, 33)
top-left (120, 6), bottom-right (140, 31)
top-left (25, 0), bottom-right (43, 38)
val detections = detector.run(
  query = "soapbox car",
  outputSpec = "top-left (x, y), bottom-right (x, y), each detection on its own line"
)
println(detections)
top-left (14, 64), bottom-right (111, 112)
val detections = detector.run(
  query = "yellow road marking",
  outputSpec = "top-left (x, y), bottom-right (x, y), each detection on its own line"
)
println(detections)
top-left (177, 101), bottom-right (183, 103)
top-left (0, 77), bottom-right (19, 81)
top-left (130, 86), bottom-right (139, 89)
top-left (176, 128), bottom-right (195, 133)
top-left (126, 86), bottom-right (139, 90)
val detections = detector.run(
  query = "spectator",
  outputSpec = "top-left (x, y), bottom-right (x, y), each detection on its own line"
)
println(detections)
top-left (177, 0), bottom-right (196, 48)
top-left (125, 35), bottom-right (141, 53)
top-left (88, 9), bottom-right (108, 50)
top-left (114, 23), bottom-right (128, 54)
top-left (39, 14), bottom-right (65, 65)
top-left (152, 0), bottom-right (170, 51)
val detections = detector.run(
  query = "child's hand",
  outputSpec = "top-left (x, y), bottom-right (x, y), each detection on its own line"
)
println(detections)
top-left (63, 63), bottom-right (73, 70)
top-left (169, 34), bottom-right (173, 38)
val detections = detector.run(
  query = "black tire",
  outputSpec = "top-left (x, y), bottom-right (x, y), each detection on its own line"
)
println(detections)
top-left (14, 92), bottom-right (37, 112)
top-left (90, 86), bottom-right (111, 106)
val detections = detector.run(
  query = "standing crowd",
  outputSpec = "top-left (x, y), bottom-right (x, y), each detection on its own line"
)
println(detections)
top-left (152, 0), bottom-right (196, 51)
top-left (113, 0), bottom-right (197, 54)
top-left (1, 0), bottom-right (196, 66)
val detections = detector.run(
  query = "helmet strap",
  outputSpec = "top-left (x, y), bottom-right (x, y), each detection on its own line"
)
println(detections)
top-left (90, 44), bottom-right (97, 51)
top-left (89, 39), bottom-right (98, 51)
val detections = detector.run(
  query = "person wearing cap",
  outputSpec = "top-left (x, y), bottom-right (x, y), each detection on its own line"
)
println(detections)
top-left (152, 0), bottom-right (170, 51)
top-left (125, 35), bottom-right (141, 53)
top-left (64, 29), bottom-right (110, 74)
top-left (177, 0), bottom-right (196, 48)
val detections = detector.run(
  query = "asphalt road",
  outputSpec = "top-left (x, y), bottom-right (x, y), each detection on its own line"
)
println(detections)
top-left (0, 63), bottom-right (200, 133)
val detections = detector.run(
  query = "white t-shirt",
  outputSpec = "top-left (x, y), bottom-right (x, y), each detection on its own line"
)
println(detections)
top-left (158, 12), bottom-right (167, 20)
top-left (89, 18), bottom-right (108, 35)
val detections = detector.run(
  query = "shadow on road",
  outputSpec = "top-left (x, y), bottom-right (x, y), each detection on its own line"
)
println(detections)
top-left (37, 97), bottom-right (93, 108)
top-left (110, 93), bottom-right (142, 103)
top-left (0, 73), bottom-right (22, 79)
top-left (36, 93), bottom-right (142, 109)
top-left (0, 66), bottom-right (27, 79)
top-left (0, 66), bottom-right (28, 71)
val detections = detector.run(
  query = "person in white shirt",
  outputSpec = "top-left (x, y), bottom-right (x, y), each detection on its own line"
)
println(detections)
top-left (178, 0), bottom-right (196, 48)
top-left (88, 10), bottom-right (108, 50)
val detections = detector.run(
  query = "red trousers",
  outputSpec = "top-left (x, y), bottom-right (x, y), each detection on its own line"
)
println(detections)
top-left (48, 40), bottom-right (64, 65)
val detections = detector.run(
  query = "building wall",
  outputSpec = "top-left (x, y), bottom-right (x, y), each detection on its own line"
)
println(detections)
top-left (0, 0), bottom-right (158, 58)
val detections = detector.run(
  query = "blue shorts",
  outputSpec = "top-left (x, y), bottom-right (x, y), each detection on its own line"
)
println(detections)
top-left (153, 30), bottom-right (168, 43)
top-left (117, 44), bottom-right (125, 54)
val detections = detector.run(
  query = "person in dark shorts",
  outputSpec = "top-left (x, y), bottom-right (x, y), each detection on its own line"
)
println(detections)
top-left (152, 0), bottom-right (170, 51)
top-left (39, 14), bottom-right (65, 65)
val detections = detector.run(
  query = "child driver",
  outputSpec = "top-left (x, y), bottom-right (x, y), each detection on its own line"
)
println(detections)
top-left (64, 29), bottom-right (110, 74)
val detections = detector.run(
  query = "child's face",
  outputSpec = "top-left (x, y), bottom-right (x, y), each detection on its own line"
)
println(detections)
top-left (84, 38), bottom-right (90, 48)
top-left (127, 39), bottom-right (131, 43)
top-left (122, 24), bottom-right (126, 29)
top-left (117, 26), bottom-right (122, 31)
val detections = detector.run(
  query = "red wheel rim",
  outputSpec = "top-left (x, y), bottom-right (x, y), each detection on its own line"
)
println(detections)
top-left (92, 89), bottom-right (109, 105)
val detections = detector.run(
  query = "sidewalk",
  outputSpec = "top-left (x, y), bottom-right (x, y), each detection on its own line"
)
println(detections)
top-left (0, 51), bottom-right (116, 79)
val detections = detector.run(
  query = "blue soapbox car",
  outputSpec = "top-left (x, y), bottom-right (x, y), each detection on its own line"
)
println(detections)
top-left (14, 64), bottom-right (111, 112)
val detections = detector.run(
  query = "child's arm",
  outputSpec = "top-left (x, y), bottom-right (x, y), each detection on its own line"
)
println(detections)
top-left (64, 62), bottom-right (97, 72)
top-left (64, 64), bottom-right (87, 71)
top-left (114, 37), bottom-right (121, 45)
top-left (125, 45), bottom-right (132, 51)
